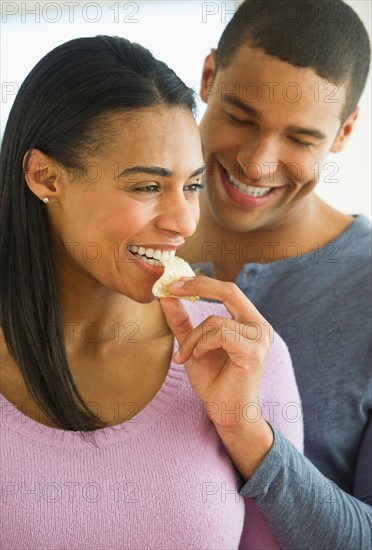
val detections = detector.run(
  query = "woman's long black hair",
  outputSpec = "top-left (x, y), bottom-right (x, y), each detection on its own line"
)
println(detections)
top-left (0, 35), bottom-right (196, 431)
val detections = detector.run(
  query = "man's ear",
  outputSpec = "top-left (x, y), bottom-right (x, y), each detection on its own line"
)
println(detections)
top-left (200, 49), bottom-right (217, 103)
top-left (23, 149), bottom-right (61, 203)
top-left (331, 106), bottom-right (359, 153)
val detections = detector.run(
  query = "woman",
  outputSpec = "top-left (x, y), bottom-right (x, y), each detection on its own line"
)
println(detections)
top-left (0, 36), bottom-right (303, 549)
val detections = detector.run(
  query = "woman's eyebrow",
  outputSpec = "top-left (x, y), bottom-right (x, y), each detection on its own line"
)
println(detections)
top-left (190, 166), bottom-right (206, 178)
top-left (119, 165), bottom-right (172, 177)
top-left (119, 165), bottom-right (205, 178)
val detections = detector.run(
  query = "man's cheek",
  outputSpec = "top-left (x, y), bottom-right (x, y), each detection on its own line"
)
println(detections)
top-left (283, 161), bottom-right (310, 184)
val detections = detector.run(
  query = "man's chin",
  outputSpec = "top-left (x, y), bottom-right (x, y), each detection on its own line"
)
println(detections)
top-left (208, 198), bottom-right (272, 233)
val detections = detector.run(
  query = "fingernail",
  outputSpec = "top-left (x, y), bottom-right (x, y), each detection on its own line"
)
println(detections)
top-left (173, 349), bottom-right (181, 362)
top-left (171, 281), bottom-right (185, 288)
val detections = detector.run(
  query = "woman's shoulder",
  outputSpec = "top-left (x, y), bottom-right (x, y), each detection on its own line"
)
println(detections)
top-left (261, 332), bottom-right (304, 451)
top-left (182, 299), bottom-right (292, 363)
top-left (183, 299), bottom-right (303, 450)
top-left (181, 299), bottom-right (230, 326)
top-left (263, 329), bottom-right (297, 396)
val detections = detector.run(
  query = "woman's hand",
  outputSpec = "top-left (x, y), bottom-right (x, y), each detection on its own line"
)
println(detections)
top-left (160, 276), bottom-right (271, 420)
top-left (160, 276), bottom-right (274, 478)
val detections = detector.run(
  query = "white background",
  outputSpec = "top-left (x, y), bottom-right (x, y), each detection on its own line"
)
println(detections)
top-left (1, 1), bottom-right (371, 219)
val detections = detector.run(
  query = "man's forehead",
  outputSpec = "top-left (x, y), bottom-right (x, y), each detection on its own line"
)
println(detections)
top-left (213, 46), bottom-right (346, 122)
top-left (218, 45), bottom-right (332, 86)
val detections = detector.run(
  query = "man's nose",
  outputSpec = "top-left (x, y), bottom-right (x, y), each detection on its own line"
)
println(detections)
top-left (236, 136), bottom-right (280, 182)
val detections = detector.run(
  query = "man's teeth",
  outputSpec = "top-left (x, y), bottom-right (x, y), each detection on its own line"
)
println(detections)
top-left (127, 245), bottom-right (176, 266)
top-left (228, 175), bottom-right (271, 197)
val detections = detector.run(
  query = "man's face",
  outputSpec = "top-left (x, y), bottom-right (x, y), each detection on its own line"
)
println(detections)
top-left (199, 46), bottom-right (354, 233)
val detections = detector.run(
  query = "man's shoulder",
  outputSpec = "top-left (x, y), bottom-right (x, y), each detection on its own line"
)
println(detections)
top-left (283, 214), bottom-right (371, 278)
top-left (330, 215), bottom-right (371, 275)
top-left (339, 215), bottom-right (371, 252)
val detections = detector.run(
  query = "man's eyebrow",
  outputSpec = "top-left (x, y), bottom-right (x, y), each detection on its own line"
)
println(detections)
top-left (222, 95), bottom-right (262, 120)
top-left (286, 126), bottom-right (326, 140)
top-left (119, 165), bottom-right (205, 178)
top-left (222, 95), bottom-right (327, 140)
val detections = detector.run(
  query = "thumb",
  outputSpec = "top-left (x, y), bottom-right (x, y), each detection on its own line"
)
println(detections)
top-left (159, 297), bottom-right (194, 347)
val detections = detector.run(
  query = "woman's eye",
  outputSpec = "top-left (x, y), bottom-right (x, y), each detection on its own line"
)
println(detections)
top-left (132, 184), bottom-right (159, 193)
top-left (184, 182), bottom-right (204, 192)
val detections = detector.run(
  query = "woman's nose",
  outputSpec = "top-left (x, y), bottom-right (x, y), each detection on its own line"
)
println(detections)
top-left (155, 194), bottom-right (198, 238)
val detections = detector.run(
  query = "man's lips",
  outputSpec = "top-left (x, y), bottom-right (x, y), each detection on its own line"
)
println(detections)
top-left (218, 163), bottom-right (283, 208)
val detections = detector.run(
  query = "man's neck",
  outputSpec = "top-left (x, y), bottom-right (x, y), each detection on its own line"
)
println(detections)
top-left (181, 191), bottom-right (353, 282)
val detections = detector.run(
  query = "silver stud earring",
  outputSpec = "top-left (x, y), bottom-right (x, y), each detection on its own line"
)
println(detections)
top-left (43, 197), bottom-right (50, 204)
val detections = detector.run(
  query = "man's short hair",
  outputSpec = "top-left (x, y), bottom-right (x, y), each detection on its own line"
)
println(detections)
top-left (215, 0), bottom-right (371, 121)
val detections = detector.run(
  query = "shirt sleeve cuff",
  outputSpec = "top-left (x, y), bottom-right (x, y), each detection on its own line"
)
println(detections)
top-left (239, 426), bottom-right (285, 499)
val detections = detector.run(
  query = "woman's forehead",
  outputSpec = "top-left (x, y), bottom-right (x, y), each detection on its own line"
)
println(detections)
top-left (105, 108), bottom-right (201, 150)
top-left (88, 108), bottom-right (203, 176)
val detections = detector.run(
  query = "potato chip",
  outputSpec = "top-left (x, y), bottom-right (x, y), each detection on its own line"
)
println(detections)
top-left (152, 256), bottom-right (199, 301)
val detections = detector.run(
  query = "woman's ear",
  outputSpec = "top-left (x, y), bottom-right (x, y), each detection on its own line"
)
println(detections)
top-left (200, 49), bottom-right (217, 103)
top-left (331, 106), bottom-right (359, 153)
top-left (23, 149), bottom-right (61, 203)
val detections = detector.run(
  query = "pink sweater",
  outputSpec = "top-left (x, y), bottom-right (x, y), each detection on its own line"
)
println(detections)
top-left (0, 301), bottom-right (303, 549)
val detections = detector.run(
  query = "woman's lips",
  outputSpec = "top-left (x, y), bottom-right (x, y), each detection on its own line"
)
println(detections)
top-left (125, 248), bottom-right (165, 276)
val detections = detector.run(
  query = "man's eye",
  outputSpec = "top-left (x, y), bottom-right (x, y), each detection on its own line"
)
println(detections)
top-left (225, 111), bottom-right (253, 126)
top-left (288, 137), bottom-right (313, 148)
top-left (184, 182), bottom-right (204, 193)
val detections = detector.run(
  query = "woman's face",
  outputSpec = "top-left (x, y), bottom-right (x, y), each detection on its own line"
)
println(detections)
top-left (48, 107), bottom-right (204, 303)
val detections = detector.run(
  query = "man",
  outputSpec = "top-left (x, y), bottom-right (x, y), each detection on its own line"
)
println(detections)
top-left (180, 0), bottom-right (372, 547)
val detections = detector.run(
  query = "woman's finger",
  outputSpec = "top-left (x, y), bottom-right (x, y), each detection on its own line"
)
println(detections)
top-left (170, 276), bottom-right (268, 326)
top-left (175, 315), bottom-right (269, 365)
top-left (159, 297), bottom-right (194, 348)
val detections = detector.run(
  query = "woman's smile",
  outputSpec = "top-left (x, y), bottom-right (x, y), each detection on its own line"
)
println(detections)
top-left (45, 107), bottom-right (204, 302)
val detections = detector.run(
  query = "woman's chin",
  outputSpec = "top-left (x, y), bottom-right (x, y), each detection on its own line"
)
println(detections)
top-left (137, 294), bottom-right (158, 305)
top-left (120, 288), bottom-right (158, 305)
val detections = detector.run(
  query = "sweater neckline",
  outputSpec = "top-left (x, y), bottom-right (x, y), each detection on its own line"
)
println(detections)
top-left (0, 337), bottom-right (186, 448)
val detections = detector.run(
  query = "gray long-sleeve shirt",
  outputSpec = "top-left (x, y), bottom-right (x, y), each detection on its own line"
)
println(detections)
top-left (193, 215), bottom-right (372, 549)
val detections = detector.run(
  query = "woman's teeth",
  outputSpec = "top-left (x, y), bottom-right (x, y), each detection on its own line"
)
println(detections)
top-left (127, 245), bottom-right (176, 266)
top-left (228, 174), bottom-right (272, 197)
